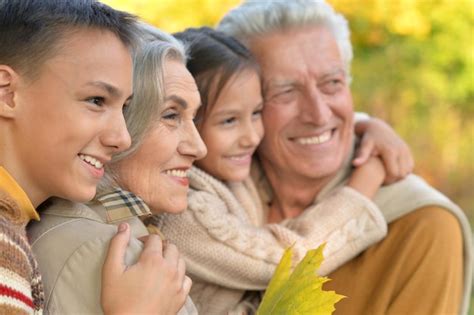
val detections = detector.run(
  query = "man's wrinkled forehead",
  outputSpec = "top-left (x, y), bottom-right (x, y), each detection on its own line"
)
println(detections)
top-left (248, 26), bottom-right (345, 82)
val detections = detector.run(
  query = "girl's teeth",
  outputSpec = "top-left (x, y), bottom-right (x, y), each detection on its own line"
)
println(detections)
top-left (230, 155), bottom-right (248, 160)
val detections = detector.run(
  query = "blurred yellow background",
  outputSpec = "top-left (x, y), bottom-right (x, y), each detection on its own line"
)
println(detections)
top-left (103, 0), bottom-right (474, 228)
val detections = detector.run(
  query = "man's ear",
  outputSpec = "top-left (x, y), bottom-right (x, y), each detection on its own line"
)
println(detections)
top-left (0, 65), bottom-right (17, 119)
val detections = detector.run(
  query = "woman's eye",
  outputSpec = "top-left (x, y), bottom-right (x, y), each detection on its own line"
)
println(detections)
top-left (87, 97), bottom-right (105, 106)
top-left (163, 112), bottom-right (179, 120)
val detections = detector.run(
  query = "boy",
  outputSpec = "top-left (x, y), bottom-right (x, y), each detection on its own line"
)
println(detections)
top-left (0, 1), bottom-right (135, 312)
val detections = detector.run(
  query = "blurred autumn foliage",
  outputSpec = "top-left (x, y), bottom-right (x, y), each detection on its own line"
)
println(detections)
top-left (103, 0), bottom-right (474, 224)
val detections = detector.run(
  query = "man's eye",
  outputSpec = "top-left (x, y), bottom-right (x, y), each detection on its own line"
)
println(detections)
top-left (276, 90), bottom-right (293, 97)
top-left (268, 89), bottom-right (296, 104)
top-left (321, 79), bottom-right (344, 94)
top-left (87, 97), bottom-right (105, 106)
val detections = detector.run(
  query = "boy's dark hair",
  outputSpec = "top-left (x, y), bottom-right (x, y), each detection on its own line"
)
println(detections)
top-left (0, 0), bottom-right (138, 78)
top-left (173, 27), bottom-right (260, 125)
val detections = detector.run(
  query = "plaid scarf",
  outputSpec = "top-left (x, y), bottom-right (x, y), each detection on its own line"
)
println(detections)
top-left (95, 188), bottom-right (151, 223)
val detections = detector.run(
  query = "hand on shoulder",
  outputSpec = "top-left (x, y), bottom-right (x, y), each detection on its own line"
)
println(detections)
top-left (101, 223), bottom-right (191, 315)
top-left (348, 156), bottom-right (386, 199)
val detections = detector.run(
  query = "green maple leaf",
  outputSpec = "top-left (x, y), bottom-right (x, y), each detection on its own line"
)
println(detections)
top-left (257, 244), bottom-right (345, 315)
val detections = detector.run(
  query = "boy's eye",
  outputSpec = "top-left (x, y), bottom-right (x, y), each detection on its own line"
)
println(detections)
top-left (122, 101), bottom-right (131, 113)
top-left (87, 97), bottom-right (105, 106)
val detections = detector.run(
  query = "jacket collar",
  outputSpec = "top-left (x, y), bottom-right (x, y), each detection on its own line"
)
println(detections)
top-left (0, 166), bottom-right (39, 221)
top-left (39, 188), bottom-right (151, 224)
top-left (95, 188), bottom-right (152, 223)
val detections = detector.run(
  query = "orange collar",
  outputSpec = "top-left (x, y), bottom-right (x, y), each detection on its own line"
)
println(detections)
top-left (0, 167), bottom-right (40, 221)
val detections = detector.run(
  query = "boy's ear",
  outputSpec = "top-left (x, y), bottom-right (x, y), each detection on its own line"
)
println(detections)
top-left (0, 65), bottom-right (17, 119)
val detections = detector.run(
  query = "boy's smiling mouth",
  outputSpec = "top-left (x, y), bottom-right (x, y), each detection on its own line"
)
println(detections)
top-left (78, 154), bottom-right (104, 169)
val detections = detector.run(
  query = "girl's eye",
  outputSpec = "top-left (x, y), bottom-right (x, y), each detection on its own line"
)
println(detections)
top-left (221, 117), bottom-right (236, 126)
top-left (252, 109), bottom-right (263, 119)
top-left (87, 97), bottom-right (105, 107)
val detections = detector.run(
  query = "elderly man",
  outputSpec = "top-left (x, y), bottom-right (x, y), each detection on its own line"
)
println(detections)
top-left (219, 1), bottom-right (472, 314)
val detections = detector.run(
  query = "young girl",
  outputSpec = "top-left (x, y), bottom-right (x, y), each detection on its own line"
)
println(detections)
top-left (153, 27), bottom-right (411, 314)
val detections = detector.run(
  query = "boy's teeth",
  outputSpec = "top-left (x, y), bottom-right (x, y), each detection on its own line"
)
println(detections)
top-left (296, 131), bottom-right (331, 145)
top-left (79, 154), bottom-right (103, 169)
top-left (165, 169), bottom-right (188, 178)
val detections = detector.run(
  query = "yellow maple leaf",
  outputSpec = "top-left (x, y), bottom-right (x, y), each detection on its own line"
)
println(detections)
top-left (257, 244), bottom-right (344, 315)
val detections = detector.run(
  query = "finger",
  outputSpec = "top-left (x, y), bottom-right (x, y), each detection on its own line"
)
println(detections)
top-left (182, 276), bottom-right (192, 296)
top-left (176, 257), bottom-right (186, 287)
top-left (400, 144), bottom-right (415, 177)
top-left (140, 234), bottom-right (163, 263)
top-left (353, 137), bottom-right (374, 166)
top-left (103, 223), bottom-right (130, 276)
top-left (163, 243), bottom-right (180, 266)
top-left (137, 235), bottom-right (150, 244)
top-left (382, 149), bottom-right (400, 184)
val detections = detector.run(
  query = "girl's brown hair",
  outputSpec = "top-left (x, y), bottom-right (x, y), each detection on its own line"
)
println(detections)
top-left (173, 27), bottom-right (260, 125)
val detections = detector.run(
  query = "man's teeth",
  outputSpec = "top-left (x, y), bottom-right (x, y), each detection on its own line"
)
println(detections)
top-left (165, 169), bottom-right (188, 178)
top-left (296, 131), bottom-right (331, 145)
top-left (79, 154), bottom-right (103, 169)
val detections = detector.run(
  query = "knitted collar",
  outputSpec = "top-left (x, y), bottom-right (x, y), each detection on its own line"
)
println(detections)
top-left (0, 166), bottom-right (39, 221)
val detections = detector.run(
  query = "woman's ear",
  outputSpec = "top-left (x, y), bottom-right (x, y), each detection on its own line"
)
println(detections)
top-left (0, 65), bottom-right (17, 119)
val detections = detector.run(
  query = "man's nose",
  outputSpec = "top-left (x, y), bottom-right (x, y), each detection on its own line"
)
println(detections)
top-left (299, 87), bottom-right (332, 125)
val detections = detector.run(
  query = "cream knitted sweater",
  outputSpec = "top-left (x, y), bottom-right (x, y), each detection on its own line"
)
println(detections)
top-left (154, 166), bottom-right (388, 314)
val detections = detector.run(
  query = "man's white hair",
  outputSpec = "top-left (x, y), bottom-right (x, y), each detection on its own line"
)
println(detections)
top-left (218, 0), bottom-right (353, 79)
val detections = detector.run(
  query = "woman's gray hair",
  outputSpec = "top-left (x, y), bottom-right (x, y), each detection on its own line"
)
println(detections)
top-left (218, 0), bottom-right (353, 79)
top-left (97, 23), bottom-right (187, 193)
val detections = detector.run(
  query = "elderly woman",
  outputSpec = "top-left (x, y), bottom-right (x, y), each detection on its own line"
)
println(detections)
top-left (27, 25), bottom-right (205, 314)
